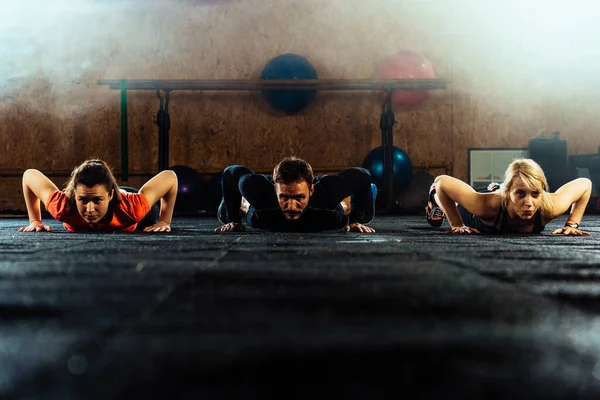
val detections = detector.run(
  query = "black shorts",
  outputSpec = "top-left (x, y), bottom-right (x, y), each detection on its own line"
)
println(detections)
top-left (457, 204), bottom-right (492, 233)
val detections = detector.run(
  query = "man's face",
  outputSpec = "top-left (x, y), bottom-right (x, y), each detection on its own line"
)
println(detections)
top-left (274, 180), bottom-right (314, 220)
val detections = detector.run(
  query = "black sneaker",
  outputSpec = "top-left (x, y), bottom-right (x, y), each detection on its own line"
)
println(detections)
top-left (426, 183), bottom-right (445, 227)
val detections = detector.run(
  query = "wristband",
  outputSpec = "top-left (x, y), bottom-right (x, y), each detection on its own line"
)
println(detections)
top-left (565, 222), bottom-right (579, 229)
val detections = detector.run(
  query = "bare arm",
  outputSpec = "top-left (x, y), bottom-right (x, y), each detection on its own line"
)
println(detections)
top-left (18, 169), bottom-right (59, 232)
top-left (139, 170), bottom-right (178, 232)
top-left (434, 175), bottom-right (497, 234)
top-left (549, 178), bottom-right (592, 235)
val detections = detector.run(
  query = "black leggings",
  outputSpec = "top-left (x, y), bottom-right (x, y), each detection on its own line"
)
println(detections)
top-left (119, 186), bottom-right (160, 230)
top-left (219, 165), bottom-right (374, 227)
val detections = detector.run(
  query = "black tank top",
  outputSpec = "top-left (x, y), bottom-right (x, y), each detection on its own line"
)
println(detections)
top-left (487, 208), bottom-right (545, 234)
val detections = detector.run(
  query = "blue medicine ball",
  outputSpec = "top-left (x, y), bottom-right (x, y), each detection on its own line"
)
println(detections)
top-left (362, 146), bottom-right (413, 192)
top-left (260, 53), bottom-right (318, 113)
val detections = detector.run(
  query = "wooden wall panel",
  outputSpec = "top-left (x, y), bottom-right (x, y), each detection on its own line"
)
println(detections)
top-left (1, 0), bottom-right (599, 212)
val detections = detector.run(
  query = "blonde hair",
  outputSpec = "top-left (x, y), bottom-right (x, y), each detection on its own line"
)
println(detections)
top-left (499, 158), bottom-right (554, 217)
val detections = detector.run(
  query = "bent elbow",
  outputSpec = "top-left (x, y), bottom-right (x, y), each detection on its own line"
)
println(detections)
top-left (161, 170), bottom-right (178, 185)
top-left (578, 177), bottom-right (593, 193)
top-left (434, 175), bottom-right (448, 184)
top-left (23, 169), bottom-right (39, 177)
top-left (170, 170), bottom-right (178, 186)
top-left (434, 175), bottom-right (452, 189)
top-left (22, 169), bottom-right (40, 182)
top-left (165, 169), bottom-right (177, 180)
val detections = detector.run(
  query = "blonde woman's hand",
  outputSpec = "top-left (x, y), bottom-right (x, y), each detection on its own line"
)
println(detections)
top-left (446, 226), bottom-right (480, 235)
top-left (551, 226), bottom-right (590, 236)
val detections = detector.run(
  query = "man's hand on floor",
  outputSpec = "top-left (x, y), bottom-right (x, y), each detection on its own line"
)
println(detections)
top-left (345, 222), bottom-right (376, 233)
top-left (215, 222), bottom-right (245, 232)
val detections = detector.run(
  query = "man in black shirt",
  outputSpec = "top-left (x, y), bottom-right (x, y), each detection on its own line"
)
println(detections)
top-left (214, 157), bottom-right (376, 233)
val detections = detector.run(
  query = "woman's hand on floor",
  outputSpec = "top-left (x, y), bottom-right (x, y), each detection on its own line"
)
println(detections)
top-left (445, 226), bottom-right (480, 235)
top-left (551, 226), bottom-right (590, 236)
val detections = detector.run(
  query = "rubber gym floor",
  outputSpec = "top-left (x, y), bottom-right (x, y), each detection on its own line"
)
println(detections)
top-left (2, 214), bottom-right (600, 399)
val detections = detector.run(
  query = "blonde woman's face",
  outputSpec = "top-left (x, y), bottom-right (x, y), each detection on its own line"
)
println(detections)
top-left (507, 177), bottom-right (542, 219)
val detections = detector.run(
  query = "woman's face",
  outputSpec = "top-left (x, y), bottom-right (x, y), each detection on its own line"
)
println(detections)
top-left (507, 177), bottom-right (542, 219)
top-left (75, 184), bottom-right (113, 224)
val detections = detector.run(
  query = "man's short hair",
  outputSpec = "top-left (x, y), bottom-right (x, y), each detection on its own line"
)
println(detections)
top-left (273, 157), bottom-right (314, 186)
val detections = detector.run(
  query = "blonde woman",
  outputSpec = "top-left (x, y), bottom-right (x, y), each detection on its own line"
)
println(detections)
top-left (425, 158), bottom-right (591, 235)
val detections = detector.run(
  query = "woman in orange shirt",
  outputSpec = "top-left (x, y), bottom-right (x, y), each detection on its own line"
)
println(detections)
top-left (18, 159), bottom-right (177, 233)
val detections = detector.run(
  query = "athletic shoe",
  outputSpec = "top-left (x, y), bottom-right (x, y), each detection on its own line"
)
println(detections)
top-left (426, 183), bottom-right (445, 227)
top-left (487, 182), bottom-right (501, 192)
